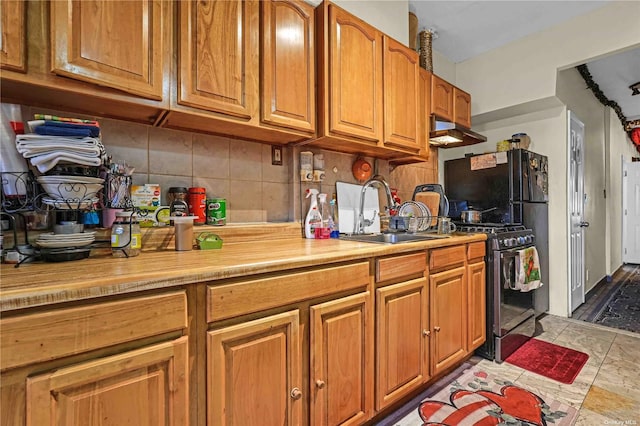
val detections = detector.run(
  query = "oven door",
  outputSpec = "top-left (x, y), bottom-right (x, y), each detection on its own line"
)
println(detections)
top-left (493, 247), bottom-right (536, 337)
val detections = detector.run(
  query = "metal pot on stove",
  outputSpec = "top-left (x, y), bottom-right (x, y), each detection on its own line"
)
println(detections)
top-left (461, 207), bottom-right (497, 224)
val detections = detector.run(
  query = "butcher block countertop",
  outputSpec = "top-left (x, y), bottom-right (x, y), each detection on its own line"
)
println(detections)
top-left (0, 225), bottom-right (486, 312)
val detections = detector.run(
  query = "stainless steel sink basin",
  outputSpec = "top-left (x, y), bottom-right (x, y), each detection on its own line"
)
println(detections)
top-left (340, 232), bottom-right (449, 244)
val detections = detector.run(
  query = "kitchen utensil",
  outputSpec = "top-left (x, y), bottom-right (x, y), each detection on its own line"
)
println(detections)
top-left (351, 158), bottom-right (372, 182)
top-left (172, 216), bottom-right (199, 251)
top-left (411, 184), bottom-right (449, 217)
top-left (196, 232), bottom-right (223, 250)
top-left (437, 217), bottom-right (457, 235)
top-left (414, 192), bottom-right (440, 227)
top-left (461, 207), bottom-right (497, 223)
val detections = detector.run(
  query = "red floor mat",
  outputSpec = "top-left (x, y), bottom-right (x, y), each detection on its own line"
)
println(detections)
top-left (505, 338), bottom-right (589, 384)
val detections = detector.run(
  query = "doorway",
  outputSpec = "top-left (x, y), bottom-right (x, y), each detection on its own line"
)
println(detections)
top-left (568, 111), bottom-right (586, 314)
top-left (622, 160), bottom-right (640, 263)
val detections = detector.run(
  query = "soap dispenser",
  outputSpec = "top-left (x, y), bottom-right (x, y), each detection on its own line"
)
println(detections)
top-left (304, 188), bottom-right (321, 239)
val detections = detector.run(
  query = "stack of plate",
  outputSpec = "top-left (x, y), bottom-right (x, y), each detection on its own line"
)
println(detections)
top-left (397, 201), bottom-right (432, 232)
top-left (35, 231), bottom-right (96, 249)
top-left (36, 175), bottom-right (104, 206)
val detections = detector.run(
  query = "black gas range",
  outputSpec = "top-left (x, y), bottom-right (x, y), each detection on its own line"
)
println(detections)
top-left (455, 222), bottom-right (538, 362)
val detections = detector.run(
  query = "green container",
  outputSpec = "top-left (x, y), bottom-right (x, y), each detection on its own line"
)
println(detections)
top-left (196, 232), bottom-right (223, 250)
top-left (206, 198), bottom-right (226, 225)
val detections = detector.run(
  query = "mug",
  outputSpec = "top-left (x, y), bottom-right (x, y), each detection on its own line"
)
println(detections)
top-left (437, 217), bottom-right (457, 235)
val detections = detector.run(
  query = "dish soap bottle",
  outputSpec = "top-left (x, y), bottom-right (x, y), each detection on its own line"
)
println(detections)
top-left (329, 195), bottom-right (339, 238)
top-left (305, 188), bottom-right (321, 239)
top-left (316, 193), bottom-right (331, 239)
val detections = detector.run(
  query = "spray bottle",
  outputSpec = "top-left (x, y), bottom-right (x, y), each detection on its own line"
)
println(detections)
top-left (305, 188), bottom-right (321, 239)
top-left (316, 193), bottom-right (331, 239)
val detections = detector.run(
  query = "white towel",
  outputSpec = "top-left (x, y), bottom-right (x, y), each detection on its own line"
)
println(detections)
top-left (514, 247), bottom-right (543, 292)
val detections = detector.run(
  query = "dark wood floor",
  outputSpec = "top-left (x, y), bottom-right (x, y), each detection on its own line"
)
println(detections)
top-left (572, 264), bottom-right (639, 323)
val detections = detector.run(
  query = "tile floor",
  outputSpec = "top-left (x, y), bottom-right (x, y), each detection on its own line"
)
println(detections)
top-left (382, 314), bottom-right (640, 424)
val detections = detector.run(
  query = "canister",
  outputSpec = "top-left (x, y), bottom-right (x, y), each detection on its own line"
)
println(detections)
top-left (496, 140), bottom-right (511, 152)
top-left (188, 187), bottom-right (207, 225)
top-left (207, 198), bottom-right (227, 225)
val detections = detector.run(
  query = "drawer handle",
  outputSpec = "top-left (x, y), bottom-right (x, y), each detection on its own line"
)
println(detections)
top-left (290, 387), bottom-right (303, 400)
top-left (422, 329), bottom-right (430, 336)
top-left (434, 326), bottom-right (441, 332)
top-left (315, 380), bottom-right (326, 389)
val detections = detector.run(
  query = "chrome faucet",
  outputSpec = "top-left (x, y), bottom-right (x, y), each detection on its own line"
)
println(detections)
top-left (354, 174), bottom-right (395, 234)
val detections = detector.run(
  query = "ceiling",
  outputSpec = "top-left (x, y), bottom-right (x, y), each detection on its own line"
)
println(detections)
top-left (409, 0), bottom-right (640, 122)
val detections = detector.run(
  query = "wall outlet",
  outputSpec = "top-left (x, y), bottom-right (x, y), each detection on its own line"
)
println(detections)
top-left (272, 145), bottom-right (283, 166)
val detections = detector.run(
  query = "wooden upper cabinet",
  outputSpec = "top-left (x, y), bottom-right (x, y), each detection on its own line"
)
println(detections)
top-left (27, 337), bottom-right (189, 426)
top-left (261, 0), bottom-right (315, 133)
top-left (431, 74), bottom-right (454, 122)
top-left (50, 0), bottom-right (168, 100)
top-left (322, 3), bottom-right (383, 142)
top-left (178, 0), bottom-right (258, 119)
top-left (383, 36), bottom-right (420, 152)
top-left (454, 87), bottom-right (472, 128)
top-left (0, 0), bottom-right (26, 72)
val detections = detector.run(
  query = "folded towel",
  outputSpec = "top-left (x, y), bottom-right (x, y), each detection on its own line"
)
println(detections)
top-left (16, 134), bottom-right (101, 146)
top-left (34, 125), bottom-right (93, 137)
top-left (514, 247), bottom-right (543, 292)
top-left (33, 114), bottom-right (100, 127)
top-left (30, 153), bottom-right (102, 173)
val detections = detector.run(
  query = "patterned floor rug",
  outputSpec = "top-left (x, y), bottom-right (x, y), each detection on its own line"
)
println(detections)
top-left (594, 268), bottom-right (640, 333)
top-left (389, 363), bottom-right (578, 426)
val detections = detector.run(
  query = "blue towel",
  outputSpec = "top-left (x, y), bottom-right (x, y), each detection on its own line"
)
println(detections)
top-left (39, 120), bottom-right (100, 137)
top-left (35, 125), bottom-right (93, 137)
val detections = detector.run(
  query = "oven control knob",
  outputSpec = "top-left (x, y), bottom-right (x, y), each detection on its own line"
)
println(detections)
top-left (508, 238), bottom-right (518, 247)
top-left (525, 235), bottom-right (533, 244)
top-left (517, 236), bottom-right (525, 245)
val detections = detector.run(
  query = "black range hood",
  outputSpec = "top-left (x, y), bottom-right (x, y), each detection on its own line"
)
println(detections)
top-left (429, 116), bottom-right (487, 148)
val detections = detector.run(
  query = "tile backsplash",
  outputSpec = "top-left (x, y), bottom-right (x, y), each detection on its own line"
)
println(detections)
top-left (20, 106), bottom-right (437, 224)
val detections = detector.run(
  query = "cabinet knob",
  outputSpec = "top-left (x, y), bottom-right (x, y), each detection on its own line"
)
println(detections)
top-left (434, 326), bottom-right (441, 332)
top-left (315, 380), bottom-right (326, 389)
top-left (290, 387), bottom-right (303, 400)
top-left (422, 329), bottom-right (430, 336)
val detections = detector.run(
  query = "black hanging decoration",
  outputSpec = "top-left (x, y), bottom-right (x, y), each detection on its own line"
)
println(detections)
top-left (576, 64), bottom-right (638, 153)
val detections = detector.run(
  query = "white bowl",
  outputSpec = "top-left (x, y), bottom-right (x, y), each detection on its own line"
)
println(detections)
top-left (40, 182), bottom-right (103, 200)
top-left (37, 175), bottom-right (104, 184)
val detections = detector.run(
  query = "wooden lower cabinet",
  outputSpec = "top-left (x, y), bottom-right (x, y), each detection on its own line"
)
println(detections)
top-left (376, 277), bottom-right (430, 411)
top-left (467, 261), bottom-right (487, 351)
top-left (26, 336), bottom-right (189, 425)
top-left (207, 310), bottom-right (302, 426)
top-left (430, 266), bottom-right (468, 376)
top-left (310, 292), bottom-right (373, 426)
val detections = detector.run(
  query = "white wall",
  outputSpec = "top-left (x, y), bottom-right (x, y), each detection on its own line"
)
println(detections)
top-left (556, 68), bottom-right (607, 292)
top-left (334, 0), bottom-right (409, 45)
top-left (456, 1), bottom-right (640, 118)
top-left (607, 110), bottom-right (639, 272)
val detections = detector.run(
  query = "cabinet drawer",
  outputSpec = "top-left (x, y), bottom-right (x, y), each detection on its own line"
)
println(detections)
top-left (207, 262), bottom-right (370, 322)
top-left (1, 291), bottom-right (187, 371)
top-left (376, 252), bottom-right (426, 283)
top-left (467, 242), bottom-right (486, 261)
top-left (430, 245), bottom-right (466, 271)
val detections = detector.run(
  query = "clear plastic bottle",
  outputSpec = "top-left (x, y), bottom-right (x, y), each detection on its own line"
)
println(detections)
top-left (316, 193), bottom-right (331, 239)
top-left (111, 212), bottom-right (141, 257)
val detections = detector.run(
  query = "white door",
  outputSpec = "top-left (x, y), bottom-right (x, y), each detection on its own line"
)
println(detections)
top-left (622, 161), bottom-right (640, 263)
top-left (568, 111), bottom-right (587, 314)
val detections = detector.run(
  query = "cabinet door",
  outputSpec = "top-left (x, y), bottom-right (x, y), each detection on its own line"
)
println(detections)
top-left (310, 292), bottom-right (373, 426)
top-left (431, 74), bottom-right (453, 122)
top-left (376, 277), bottom-right (429, 411)
top-left (261, 0), bottom-right (315, 133)
top-left (327, 5), bottom-right (383, 142)
top-left (454, 87), bottom-right (472, 128)
top-left (383, 36), bottom-right (420, 151)
top-left (467, 261), bottom-right (486, 351)
top-left (26, 337), bottom-right (189, 426)
top-left (50, 0), bottom-right (168, 100)
top-left (208, 310), bottom-right (302, 426)
top-left (179, 0), bottom-right (258, 118)
top-left (430, 266), bottom-right (467, 375)
top-left (0, 0), bottom-right (26, 72)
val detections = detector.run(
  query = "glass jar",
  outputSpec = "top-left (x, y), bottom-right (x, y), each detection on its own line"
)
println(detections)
top-left (111, 212), bottom-right (141, 257)
top-left (167, 187), bottom-right (188, 206)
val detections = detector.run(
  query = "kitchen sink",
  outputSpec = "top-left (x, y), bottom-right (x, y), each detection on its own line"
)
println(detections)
top-left (340, 232), bottom-right (450, 244)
